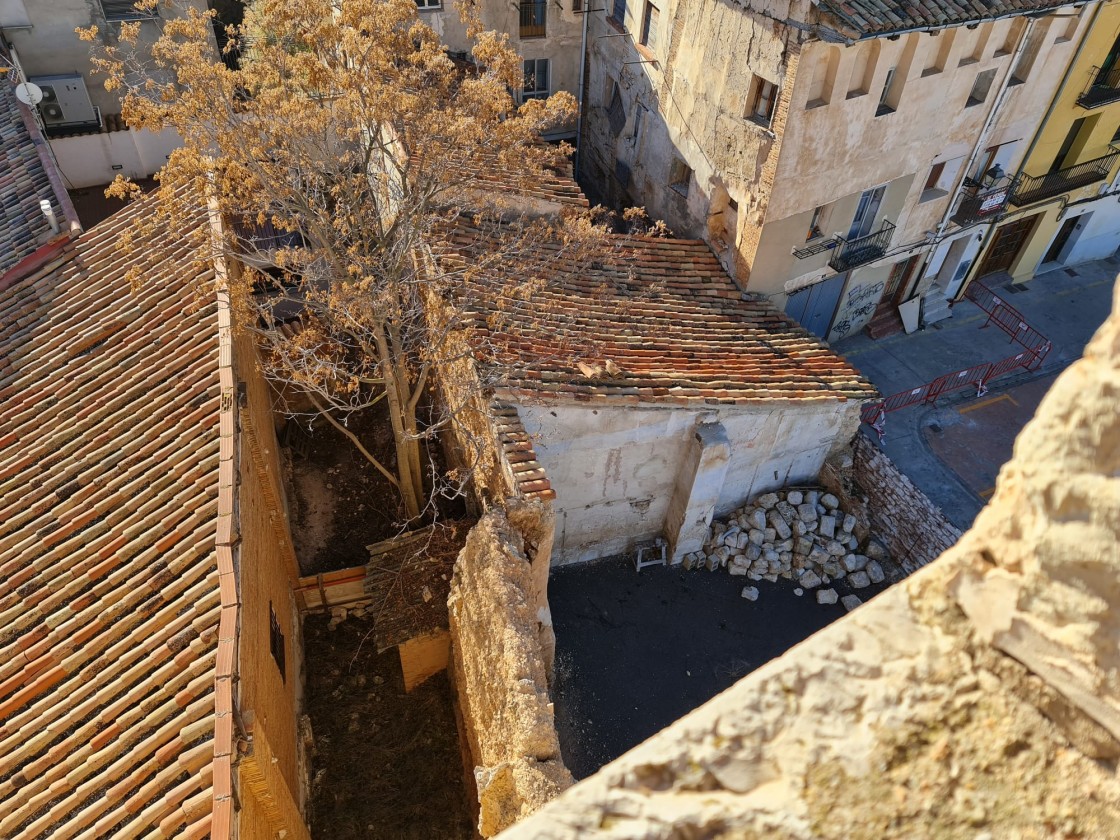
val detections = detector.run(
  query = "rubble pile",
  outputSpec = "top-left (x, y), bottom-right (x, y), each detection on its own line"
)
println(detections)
top-left (679, 488), bottom-right (892, 608)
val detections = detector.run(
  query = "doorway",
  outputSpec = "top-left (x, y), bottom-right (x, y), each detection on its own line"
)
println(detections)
top-left (1043, 213), bottom-right (1089, 265)
top-left (848, 186), bottom-right (886, 240)
top-left (785, 273), bottom-right (846, 339)
top-left (976, 214), bottom-right (1039, 278)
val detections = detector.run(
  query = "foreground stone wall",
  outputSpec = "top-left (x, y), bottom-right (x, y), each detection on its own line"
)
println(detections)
top-left (822, 434), bottom-right (961, 575)
top-left (498, 280), bottom-right (1120, 838)
top-left (449, 505), bottom-right (574, 836)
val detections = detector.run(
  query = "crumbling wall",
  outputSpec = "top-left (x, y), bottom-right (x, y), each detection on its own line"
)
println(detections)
top-left (821, 434), bottom-right (961, 574)
top-left (496, 280), bottom-right (1120, 839)
top-left (448, 504), bottom-right (573, 837)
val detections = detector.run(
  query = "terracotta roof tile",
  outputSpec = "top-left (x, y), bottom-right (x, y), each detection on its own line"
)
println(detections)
top-left (0, 193), bottom-right (221, 838)
top-left (816, 0), bottom-right (1075, 37)
top-left (454, 226), bottom-right (877, 405)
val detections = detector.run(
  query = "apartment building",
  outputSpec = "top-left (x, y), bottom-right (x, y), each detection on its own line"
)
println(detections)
top-left (579, 0), bottom-right (1094, 341)
top-left (415, 0), bottom-right (585, 138)
top-left (959, 0), bottom-right (1120, 289)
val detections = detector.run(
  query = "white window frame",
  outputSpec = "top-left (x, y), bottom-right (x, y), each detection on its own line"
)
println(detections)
top-left (415, 0), bottom-right (442, 9)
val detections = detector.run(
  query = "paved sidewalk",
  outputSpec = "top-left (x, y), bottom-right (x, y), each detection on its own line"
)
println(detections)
top-left (833, 256), bottom-right (1118, 529)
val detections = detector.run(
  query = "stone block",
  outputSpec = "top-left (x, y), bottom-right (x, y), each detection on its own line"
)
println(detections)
top-left (706, 554), bottom-right (721, 571)
top-left (729, 564), bottom-right (748, 576)
top-left (867, 560), bottom-right (885, 584)
top-left (745, 543), bottom-right (762, 561)
top-left (786, 490), bottom-right (803, 506)
top-left (799, 570), bottom-right (822, 588)
top-left (866, 537), bottom-right (889, 561)
top-left (843, 513), bottom-right (857, 533)
top-left (748, 528), bottom-right (765, 546)
top-left (797, 504), bottom-right (818, 522)
top-left (740, 586), bottom-right (759, 601)
top-left (756, 492), bottom-right (779, 509)
top-left (826, 539), bottom-right (845, 556)
top-left (748, 509), bottom-right (767, 530)
top-left (841, 554), bottom-right (867, 573)
top-left (816, 588), bottom-right (838, 605)
top-left (775, 500), bottom-right (796, 522)
top-left (818, 515), bottom-right (836, 539)
top-left (822, 493), bottom-right (839, 510)
top-left (848, 570), bottom-right (871, 589)
top-left (841, 594), bottom-right (862, 612)
top-left (808, 545), bottom-right (830, 564)
top-left (793, 520), bottom-right (809, 536)
top-left (795, 537), bottom-right (813, 555)
top-left (805, 490), bottom-right (820, 506)
top-left (768, 510), bottom-right (792, 540)
top-left (822, 560), bottom-right (841, 578)
top-left (763, 527), bottom-right (777, 542)
top-left (793, 587), bottom-right (803, 596)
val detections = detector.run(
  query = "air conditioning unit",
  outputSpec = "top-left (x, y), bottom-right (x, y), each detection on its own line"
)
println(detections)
top-left (27, 73), bottom-right (100, 129)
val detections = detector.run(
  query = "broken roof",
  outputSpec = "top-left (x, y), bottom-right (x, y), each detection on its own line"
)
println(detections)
top-left (0, 65), bottom-right (78, 278)
top-left (814, 0), bottom-right (1079, 39)
top-left (450, 224), bottom-right (877, 404)
top-left (0, 195), bottom-right (222, 838)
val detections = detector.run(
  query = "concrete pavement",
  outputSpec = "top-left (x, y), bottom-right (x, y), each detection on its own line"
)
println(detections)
top-left (833, 255), bottom-right (1119, 529)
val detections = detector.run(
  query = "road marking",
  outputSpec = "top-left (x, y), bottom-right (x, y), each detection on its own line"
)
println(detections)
top-left (979, 486), bottom-right (996, 499)
top-left (959, 393), bottom-right (1015, 414)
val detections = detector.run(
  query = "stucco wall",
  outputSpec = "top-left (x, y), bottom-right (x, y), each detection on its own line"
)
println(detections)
top-left (497, 274), bottom-right (1120, 839)
top-left (516, 399), bottom-right (863, 565)
top-left (448, 504), bottom-right (574, 837)
top-left (49, 127), bottom-right (182, 187)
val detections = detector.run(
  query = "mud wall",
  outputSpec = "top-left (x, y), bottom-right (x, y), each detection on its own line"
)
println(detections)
top-left (448, 504), bottom-right (573, 837)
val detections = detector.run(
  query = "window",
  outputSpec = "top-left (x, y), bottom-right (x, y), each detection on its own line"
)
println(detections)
top-left (640, 1), bottom-right (660, 51)
top-left (523, 59), bottom-right (550, 100)
top-left (966, 69), bottom-right (997, 107)
top-left (920, 158), bottom-right (964, 202)
top-left (1010, 21), bottom-right (1048, 85)
top-left (996, 19), bottom-right (1026, 57)
top-left (573, 0), bottom-right (583, 10)
top-left (747, 75), bottom-right (778, 126)
top-left (959, 23), bottom-right (992, 66)
top-left (922, 29), bottom-right (955, 77)
top-left (669, 158), bottom-right (692, 195)
top-left (520, 0), bottom-right (546, 37)
top-left (876, 67), bottom-right (897, 116)
top-left (100, 0), bottom-right (158, 21)
top-left (806, 205), bottom-right (825, 240)
top-left (269, 602), bottom-right (286, 682)
top-left (607, 82), bottom-right (626, 134)
top-left (611, 0), bottom-right (627, 24)
top-left (847, 40), bottom-right (879, 98)
top-left (805, 47), bottom-right (839, 108)
top-left (1056, 7), bottom-right (1082, 43)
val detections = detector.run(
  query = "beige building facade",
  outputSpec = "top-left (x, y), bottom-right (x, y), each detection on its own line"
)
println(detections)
top-left (580, 0), bottom-right (1094, 341)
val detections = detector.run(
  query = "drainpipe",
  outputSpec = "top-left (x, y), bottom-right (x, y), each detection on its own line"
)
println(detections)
top-left (948, 0), bottom-right (1104, 299)
top-left (574, 1), bottom-right (591, 180)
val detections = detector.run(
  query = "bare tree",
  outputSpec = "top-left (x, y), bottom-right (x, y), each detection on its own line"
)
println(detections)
top-left (84, 0), bottom-right (603, 521)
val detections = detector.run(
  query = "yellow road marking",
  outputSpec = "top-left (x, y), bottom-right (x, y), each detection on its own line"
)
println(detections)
top-left (979, 487), bottom-right (996, 499)
top-left (959, 393), bottom-right (1014, 414)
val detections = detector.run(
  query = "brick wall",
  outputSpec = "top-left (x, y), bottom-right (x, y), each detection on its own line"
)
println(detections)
top-left (822, 434), bottom-right (961, 575)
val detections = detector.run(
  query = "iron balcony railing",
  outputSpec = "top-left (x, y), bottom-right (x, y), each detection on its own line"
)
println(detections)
top-left (951, 176), bottom-right (1012, 227)
top-left (1009, 145), bottom-right (1120, 206)
top-left (1077, 65), bottom-right (1120, 109)
top-left (519, 0), bottom-right (546, 36)
top-left (828, 220), bottom-right (895, 272)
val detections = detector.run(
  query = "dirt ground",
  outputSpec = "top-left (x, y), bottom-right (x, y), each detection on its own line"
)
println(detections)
top-left (550, 557), bottom-right (891, 779)
top-left (286, 407), bottom-right (407, 575)
top-left (304, 612), bottom-right (474, 840)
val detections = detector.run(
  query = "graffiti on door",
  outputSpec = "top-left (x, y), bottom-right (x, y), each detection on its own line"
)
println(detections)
top-left (829, 279), bottom-right (885, 341)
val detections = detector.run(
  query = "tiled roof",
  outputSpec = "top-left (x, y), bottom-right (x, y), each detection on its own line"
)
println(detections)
top-left (815, 0), bottom-right (1076, 37)
top-left (450, 227), bottom-right (878, 404)
top-left (0, 195), bottom-right (222, 838)
top-left (0, 74), bottom-right (73, 276)
top-left (490, 402), bottom-right (555, 501)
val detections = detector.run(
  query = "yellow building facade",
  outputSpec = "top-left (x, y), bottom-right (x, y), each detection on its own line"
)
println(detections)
top-left (966, 0), bottom-right (1120, 288)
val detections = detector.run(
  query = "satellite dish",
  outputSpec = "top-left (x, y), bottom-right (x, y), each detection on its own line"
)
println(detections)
top-left (15, 82), bottom-right (43, 106)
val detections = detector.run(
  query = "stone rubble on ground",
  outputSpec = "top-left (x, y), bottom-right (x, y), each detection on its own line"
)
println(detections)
top-left (678, 486), bottom-right (896, 609)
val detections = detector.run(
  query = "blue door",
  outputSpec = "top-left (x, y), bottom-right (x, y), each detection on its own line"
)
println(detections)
top-left (785, 273), bottom-right (846, 339)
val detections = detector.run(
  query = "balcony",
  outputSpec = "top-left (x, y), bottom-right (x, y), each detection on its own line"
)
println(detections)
top-left (519, 0), bottom-right (546, 37)
top-left (1076, 66), bottom-right (1120, 109)
top-left (1009, 146), bottom-right (1120, 207)
top-left (828, 220), bottom-right (895, 272)
top-left (951, 176), bottom-right (1012, 227)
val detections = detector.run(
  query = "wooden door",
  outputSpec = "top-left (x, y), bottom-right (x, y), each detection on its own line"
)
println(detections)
top-left (976, 215), bottom-right (1037, 277)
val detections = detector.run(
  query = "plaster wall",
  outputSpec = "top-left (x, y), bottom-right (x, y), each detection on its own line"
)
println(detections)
top-left (48, 126), bottom-right (181, 187)
top-left (516, 399), bottom-right (863, 565)
top-left (419, 0), bottom-right (582, 129)
top-left (1066, 196), bottom-right (1120, 263)
top-left (6, 0), bottom-right (208, 114)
